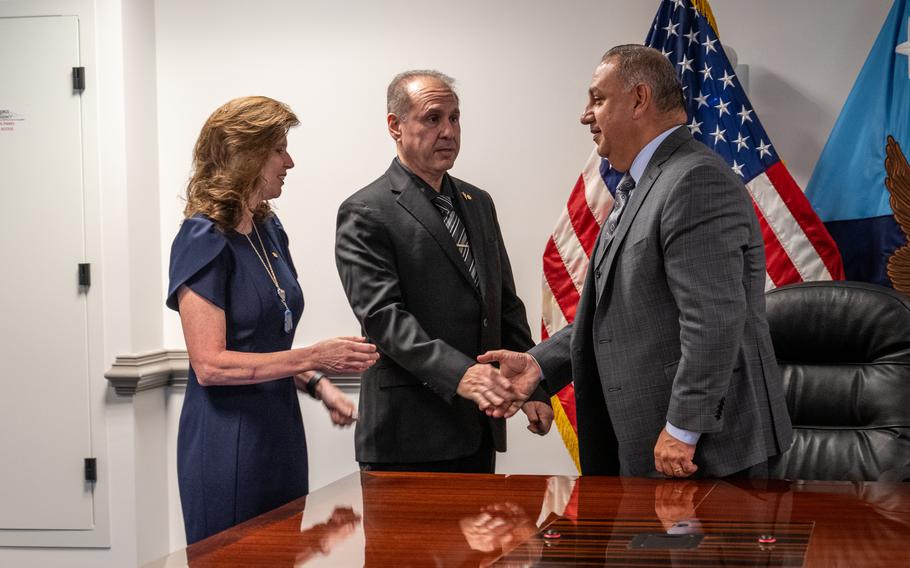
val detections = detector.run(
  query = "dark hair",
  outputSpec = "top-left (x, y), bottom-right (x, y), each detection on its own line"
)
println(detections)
top-left (603, 44), bottom-right (685, 113)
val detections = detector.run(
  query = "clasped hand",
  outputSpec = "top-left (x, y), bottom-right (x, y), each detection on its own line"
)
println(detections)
top-left (456, 350), bottom-right (543, 420)
top-left (459, 501), bottom-right (537, 554)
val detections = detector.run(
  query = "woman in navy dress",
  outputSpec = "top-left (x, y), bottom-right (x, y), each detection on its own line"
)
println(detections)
top-left (166, 96), bottom-right (378, 545)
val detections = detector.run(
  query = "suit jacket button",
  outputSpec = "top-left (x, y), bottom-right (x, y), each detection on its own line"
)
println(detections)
top-left (595, 270), bottom-right (602, 279)
top-left (482, 318), bottom-right (488, 327)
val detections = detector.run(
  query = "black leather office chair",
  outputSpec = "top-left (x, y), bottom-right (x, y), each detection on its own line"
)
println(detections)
top-left (765, 281), bottom-right (910, 481)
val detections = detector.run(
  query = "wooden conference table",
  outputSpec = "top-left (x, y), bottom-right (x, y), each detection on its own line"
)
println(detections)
top-left (146, 472), bottom-right (910, 567)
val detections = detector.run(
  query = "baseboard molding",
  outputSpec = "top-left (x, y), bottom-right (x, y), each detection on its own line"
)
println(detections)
top-left (105, 349), bottom-right (361, 396)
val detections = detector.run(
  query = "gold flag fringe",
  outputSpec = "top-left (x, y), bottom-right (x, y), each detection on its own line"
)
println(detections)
top-left (693, 0), bottom-right (719, 38)
top-left (551, 394), bottom-right (581, 473)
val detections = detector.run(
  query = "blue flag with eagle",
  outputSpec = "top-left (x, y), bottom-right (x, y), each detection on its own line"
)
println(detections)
top-left (805, 0), bottom-right (910, 289)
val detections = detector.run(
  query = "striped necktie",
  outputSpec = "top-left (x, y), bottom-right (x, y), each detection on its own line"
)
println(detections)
top-left (432, 193), bottom-right (479, 287)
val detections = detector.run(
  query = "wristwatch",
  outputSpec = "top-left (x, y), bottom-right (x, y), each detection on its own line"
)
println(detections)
top-left (305, 371), bottom-right (326, 399)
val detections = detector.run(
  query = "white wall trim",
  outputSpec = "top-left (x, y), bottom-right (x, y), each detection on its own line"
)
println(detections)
top-left (105, 350), bottom-right (188, 396)
top-left (105, 349), bottom-right (361, 396)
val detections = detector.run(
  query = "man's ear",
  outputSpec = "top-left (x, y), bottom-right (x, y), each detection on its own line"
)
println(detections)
top-left (631, 83), bottom-right (652, 119)
top-left (387, 113), bottom-right (402, 141)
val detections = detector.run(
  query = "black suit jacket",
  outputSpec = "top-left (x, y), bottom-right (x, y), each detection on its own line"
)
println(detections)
top-left (335, 159), bottom-right (535, 463)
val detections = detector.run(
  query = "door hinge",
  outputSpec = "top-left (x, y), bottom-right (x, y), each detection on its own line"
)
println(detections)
top-left (78, 263), bottom-right (91, 288)
top-left (84, 458), bottom-right (97, 482)
top-left (72, 67), bottom-right (85, 93)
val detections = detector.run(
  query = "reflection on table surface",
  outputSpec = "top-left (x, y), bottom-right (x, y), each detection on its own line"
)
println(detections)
top-left (145, 471), bottom-right (910, 567)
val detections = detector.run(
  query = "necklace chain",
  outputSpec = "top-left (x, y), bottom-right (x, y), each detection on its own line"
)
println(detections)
top-left (244, 223), bottom-right (290, 311)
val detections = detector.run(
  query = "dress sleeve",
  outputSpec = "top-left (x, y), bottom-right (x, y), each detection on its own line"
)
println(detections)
top-left (165, 216), bottom-right (231, 311)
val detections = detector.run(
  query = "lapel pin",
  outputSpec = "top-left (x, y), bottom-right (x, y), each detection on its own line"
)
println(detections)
top-left (271, 251), bottom-right (278, 258)
top-left (461, 191), bottom-right (472, 201)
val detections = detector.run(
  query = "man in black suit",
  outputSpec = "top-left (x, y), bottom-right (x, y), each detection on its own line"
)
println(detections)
top-left (335, 70), bottom-right (552, 472)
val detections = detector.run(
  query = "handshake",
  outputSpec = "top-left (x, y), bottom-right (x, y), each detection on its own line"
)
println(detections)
top-left (455, 350), bottom-right (545, 425)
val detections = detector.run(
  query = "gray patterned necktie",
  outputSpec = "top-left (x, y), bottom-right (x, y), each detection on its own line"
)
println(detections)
top-left (593, 174), bottom-right (636, 304)
top-left (432, 194), bottom-right (479, 287)
top-left (593, 174), bottom-right (636, 270)
top-left (605, 174), bottom-right (636, 239)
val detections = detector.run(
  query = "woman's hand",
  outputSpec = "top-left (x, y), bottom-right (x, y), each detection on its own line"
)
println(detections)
top-left (294, 372), bottom-right (357, 426)
top-left (310, 336), bottom-right (378, 374)
top-left (316, 379), bottom-right (358, 426)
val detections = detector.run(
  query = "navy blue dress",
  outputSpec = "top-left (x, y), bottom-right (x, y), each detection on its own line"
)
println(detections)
top-left (166, 214), bottom-right (307, 544)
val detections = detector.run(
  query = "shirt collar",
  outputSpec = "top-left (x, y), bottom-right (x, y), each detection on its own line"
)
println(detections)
top-left (627, 125), bottom-right (683, 185)
top-left (394, 157), bottom-right (454, 199)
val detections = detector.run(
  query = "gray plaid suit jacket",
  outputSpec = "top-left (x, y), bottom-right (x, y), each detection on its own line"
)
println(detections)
top-left (531, 126), bottom-right (793, 477)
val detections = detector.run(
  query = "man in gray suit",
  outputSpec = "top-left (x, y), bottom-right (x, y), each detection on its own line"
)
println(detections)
top-left (481, 45), bottom-right (793, 478)
top-left (335, 70), bottom-right (552, 473)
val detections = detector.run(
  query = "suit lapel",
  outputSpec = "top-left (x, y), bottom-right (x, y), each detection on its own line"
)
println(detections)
top-left (594, 126), bottom-right (691, 295)
top-left (596, 169), bottom-right (657, 273)
top-left (591, 222), bottom-right (611, 270)
top-left (450, 179), bottom-right (489, 299)
top-left (575, 247), bottom-right (598, 335)
top-left (388, 162), bottom-right (481, 296)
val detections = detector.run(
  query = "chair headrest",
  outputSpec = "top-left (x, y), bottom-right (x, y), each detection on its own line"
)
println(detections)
top-left (765, 281), bottom-right (910, 364)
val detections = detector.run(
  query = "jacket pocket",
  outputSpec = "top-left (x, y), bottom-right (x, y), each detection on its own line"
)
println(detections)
top-left (623, 234), bottom-right (649, 255)
top-left (378, 370), bottom-right (418, 389)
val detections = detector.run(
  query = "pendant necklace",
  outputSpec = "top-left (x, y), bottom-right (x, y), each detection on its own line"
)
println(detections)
top-left (244, 222), bottom-right (293, 334)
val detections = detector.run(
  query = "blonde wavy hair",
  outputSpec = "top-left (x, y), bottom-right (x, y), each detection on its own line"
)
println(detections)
top-left (184, 96), bottom-right (299, 231)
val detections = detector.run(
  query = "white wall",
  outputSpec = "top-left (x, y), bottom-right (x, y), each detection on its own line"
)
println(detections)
top-left (156, 0), bottom-right (892, 353)
top-left (155, 0), bottom-right (893, 533)
top-left (1, 0), bottom-right (896, 566)
top-left (155, 0), bottom-right (660, 350)
top-left (0, 0), bottom-right (164, 565)
top-left (707, 1), bottom-right (888, 190)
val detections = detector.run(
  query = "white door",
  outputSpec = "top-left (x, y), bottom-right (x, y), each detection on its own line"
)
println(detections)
top-left (0, 15), bottom-right (94, 530)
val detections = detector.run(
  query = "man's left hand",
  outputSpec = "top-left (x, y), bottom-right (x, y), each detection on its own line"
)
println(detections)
top-left (520, 401), bottom-right (553, 435)
top-left (654, 427), bottom-right (698, 477)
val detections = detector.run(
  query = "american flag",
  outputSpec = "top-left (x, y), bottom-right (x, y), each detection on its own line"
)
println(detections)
top-left (541, 0), bottom-right (844, 469)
